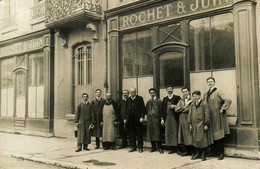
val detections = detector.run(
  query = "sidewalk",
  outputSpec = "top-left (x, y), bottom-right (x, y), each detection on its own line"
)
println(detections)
top-left (0, 132), bottom-right (259, 169)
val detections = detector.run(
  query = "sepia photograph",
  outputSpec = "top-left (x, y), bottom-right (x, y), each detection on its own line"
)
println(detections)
top-left (0, 0), bottom-right (260, 168)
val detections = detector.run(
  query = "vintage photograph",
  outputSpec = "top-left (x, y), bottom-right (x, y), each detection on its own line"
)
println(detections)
top-left (0, 0), bottom-right (260, 169)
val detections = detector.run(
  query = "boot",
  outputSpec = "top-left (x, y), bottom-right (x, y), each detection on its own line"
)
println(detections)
top-left (191, 148), bottom-right (199, 160)
top-left (201, 149), bottom-right (206, 161)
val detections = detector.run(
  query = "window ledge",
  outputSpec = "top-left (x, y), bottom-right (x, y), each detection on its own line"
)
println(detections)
top-left (0, 24), bottom-right (18, 35)
top-left (29, 17), bottom-right (45, 26)
top-left (66, 114), bottom-right (75, 121)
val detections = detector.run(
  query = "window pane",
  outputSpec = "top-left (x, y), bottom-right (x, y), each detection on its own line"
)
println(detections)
top-left (160, 52), bottom-right (184, 87)
top-left (121, 29), bottom-right (152, 77)
top-left (37, 53), bottom-right (44, 85)
top-left (211, 13), bottom-right (235, 69)
top-left (189, 18), bottom-right (211, 71)
top-left (189, 13), bottom-right (235, 71)
top-left (87, 60), bottom-right (92, 84)
top-left (122, 32), bottom-right (137, 77)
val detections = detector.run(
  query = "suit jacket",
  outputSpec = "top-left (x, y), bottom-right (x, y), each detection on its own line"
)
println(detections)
top-left (126, 95), bottom-right (146, 122)
top-left (162, 95), bottom-right (181, 121)
top-left (119, 99), bottom-right (128, 122)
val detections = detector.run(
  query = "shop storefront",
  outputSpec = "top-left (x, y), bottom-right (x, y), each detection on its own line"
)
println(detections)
top-left (106, 0), bottom-right (259, 151)
top-left (0, 30), bottom-right (54, 136)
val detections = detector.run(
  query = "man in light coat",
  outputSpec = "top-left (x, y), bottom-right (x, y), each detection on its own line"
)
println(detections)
top-left (204, 77), bottom-right (232, 160)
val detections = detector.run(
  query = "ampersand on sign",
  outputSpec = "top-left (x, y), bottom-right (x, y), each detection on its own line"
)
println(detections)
top-left (177, 1), bottom-right (186, 14)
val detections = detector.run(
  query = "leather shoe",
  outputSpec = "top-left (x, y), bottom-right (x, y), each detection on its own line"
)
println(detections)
top-left (112, 147), bottom-right (117, 150)
top-left (95, 146), bottom-right (100, 149)
top-left (158, 148), bottom-right (164, 154)
top-left (83, 148), bottom-right (90, 151)
top-left (138, 148), bottom-right (143, 153)
top-left (150, 148), bottom-right (156, 153)
top-left (177, 150), bottom-right (182, 156)
top-left (103, 147), bottom-right (109, 150)
top-left (129, 148), bottom-right (137, 152)
top-left (168, 150), bottom-right (174, 154)
top-left (201, 151), bottom-right (206, 161)
top-left (75, 149), bottom-right (81, 152)
top-left (181, 151), bottom-right (188, 156)
top-left (218, 154), bottom-right (224, 160)
top-left (191, 152), bottom-right (200, 160)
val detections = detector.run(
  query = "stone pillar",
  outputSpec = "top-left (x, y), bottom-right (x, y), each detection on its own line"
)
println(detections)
top-left (233, 0), bottom-right (260, 150)
top-left (107, 17), bottom-right (120, 101)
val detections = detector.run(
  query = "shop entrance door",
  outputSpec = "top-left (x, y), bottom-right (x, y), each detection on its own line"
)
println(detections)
top-left (14, 70), bottom-right (27, 127)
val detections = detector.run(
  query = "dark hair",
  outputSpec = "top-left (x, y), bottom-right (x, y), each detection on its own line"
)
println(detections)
top-left (95, 89), bottom-right (102, 93)
top-left (192, 91), bottom-right (201, 96)
top-left (181, 87), bottom-right (190, 92)
top-left (166, 85), bottom-right (173, 89)
top-left (149, 88), bottom-right (156, 93)
top-left (206, 77), bottom-right (215, 82)
top-left (82, 93), bottom-right (88, 97)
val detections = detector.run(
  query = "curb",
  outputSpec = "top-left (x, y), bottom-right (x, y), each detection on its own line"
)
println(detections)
top-left (2, 151), bottom-right (101, 169)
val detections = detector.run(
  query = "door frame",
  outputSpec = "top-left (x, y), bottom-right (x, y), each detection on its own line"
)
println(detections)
top-left (152, 42), bottom-right (189, 97)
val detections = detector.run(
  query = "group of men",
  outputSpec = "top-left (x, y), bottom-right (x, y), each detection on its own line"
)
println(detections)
top-left (74, 77), bottom-right (232, 161)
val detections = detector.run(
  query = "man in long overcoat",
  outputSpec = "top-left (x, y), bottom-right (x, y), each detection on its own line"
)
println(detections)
top-left (119, 89), bottom-right (129, 149)
top-left (175, 87), bottom-right (193, 156)
top-left (74, 93), bottom-right (94, 152)
top-left (204, 77), bottom-right (232, 160)
top-left (188, 91), bottom-right (213, 161)
top-left (91, 89), bottom-right (105, 149)
top-left (125, 87), bottom-right (146, 153)
top-left (101, 93), bottom-right (119, 150)
top-left (162, 85), bottom-right (181, 154)
top-left (146, 88), bottom-right (164, 154)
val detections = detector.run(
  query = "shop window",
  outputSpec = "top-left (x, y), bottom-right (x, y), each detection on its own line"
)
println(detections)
top-left (189, 13), bottom-right (235, 71)
top-left (121, 29), bottom-right (153, 77)
top-left (28, 52), bottom-right (45, 118)
top-left (0, 58), bottom-right (15, 117)
top-left (159, 52), bottom-right (184, 87)
top-left (74, 44), bottom-right (92, 85)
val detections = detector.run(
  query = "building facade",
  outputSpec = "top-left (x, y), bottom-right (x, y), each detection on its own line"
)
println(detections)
top-left (0, 0), bottom-right (259, 157)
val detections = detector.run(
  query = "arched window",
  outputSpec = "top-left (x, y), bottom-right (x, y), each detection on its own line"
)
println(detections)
top-left (73, 43), bottom-right (92, 85)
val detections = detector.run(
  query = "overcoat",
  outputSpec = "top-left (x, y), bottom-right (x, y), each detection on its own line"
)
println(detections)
top-left (204, 88), bottom-right (232, 140)
top-left (119, 99), bottom-right (127, 123)
top-left (75, 102), bottom-right (93, 144)
top-left (101, 100), bottom-right (119, 142)
top-left (162, 95), bottom-right (181, 146)
top-left (146, 97), bottom-right (163, 142)
top-left (91, 98), bottom-right (105, 137)
top-left (175, 98), bottom-right (193, 145)
top-left (188, 100), bottom-right (213, 148)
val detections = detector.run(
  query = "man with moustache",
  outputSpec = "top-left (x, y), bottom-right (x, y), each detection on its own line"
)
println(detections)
top-left (162, 85), bottom-right (181, 154)
top-left (204, 77), bottom-right (232, 160)
top-left (119, 89), bottom-right (129, 149)
top-left (125, 88), bottom-right (146, 153)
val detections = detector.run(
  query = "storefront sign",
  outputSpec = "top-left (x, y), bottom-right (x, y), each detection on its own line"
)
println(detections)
top-left (0, 37), bottom-right (45, 57)
top-left (120, 0), bottom-right (233, 30)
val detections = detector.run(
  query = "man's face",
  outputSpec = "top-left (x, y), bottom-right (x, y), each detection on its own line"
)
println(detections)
top-left (122, 91), bottom-right (129, 99)
top-left (166, 87), bottom-right (173, 95)
top-left (106, 94), bottom-right (112, 102)
top-left (82, 94), bottom-right (88, 102)
top-left (207, 79), bottom-right (215, 88)
top-left (149, 90), bottom-right (156, 98)
top-left (192, 94), bottom-right (200, 101)
top-left (129, 89), bottom-right (136, 97)
top-left (182, 89), bottom-right (190, 99)
top-left (96, 90), bottom-right (102, 97)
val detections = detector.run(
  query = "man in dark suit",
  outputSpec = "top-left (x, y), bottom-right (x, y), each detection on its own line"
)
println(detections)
top-left (162, 85), bottom-right (181, 154)
top-left (119, 89), bottom-right (129, 149)
top-left (91, 89), bottom-right (106, 149)
top-left (125, 87), bottom-right (146, 153)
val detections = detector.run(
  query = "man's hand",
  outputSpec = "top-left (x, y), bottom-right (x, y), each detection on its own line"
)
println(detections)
top-left (100, 122), bottom-right (103, 126)
top-left (140, 117), bottom-right (144, 123)
top-left (189, 124), bottom-right (193, 132)
top-left (114, 121), bottom-right (118, 126)
top-left (124, 119), bottom-right (127, 124)
top-left (161, 119), bottom-right (165, 126)
top-left (170, 105), bottom-right (176, 109)
top-left (220, 108), bottom-right (224, 114)
top-left (204, 125), bottom-right (208, 132)
top-left (76, 123), bottom-right (79, 127)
